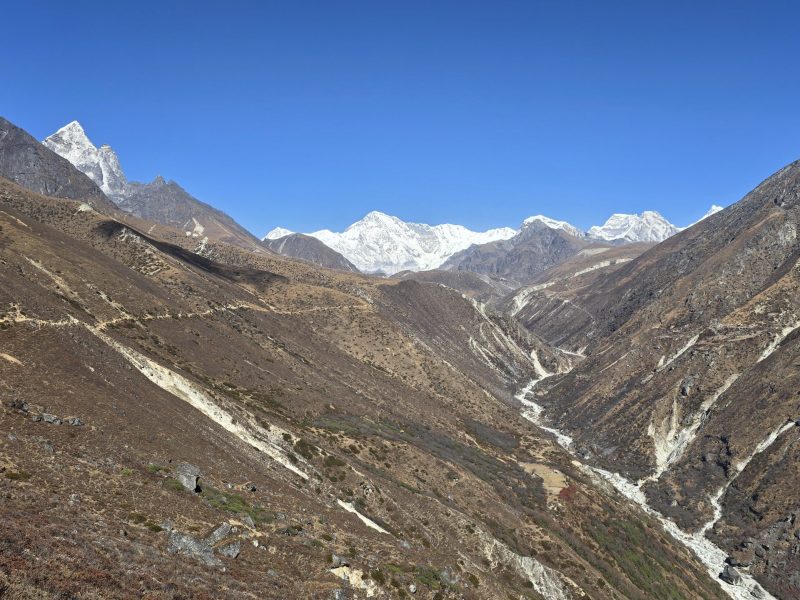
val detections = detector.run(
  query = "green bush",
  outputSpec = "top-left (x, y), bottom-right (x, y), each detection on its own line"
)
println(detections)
top-left (415, 565), bottom-right (441, 589)
top-left (164, 477), bottom-right (186, 492)
top-left (371, 569), bottom-right (386, 585)
top-left (294, 438), bottom-right (318, 460)
top-left (201, 485), bottom-right (269, 524)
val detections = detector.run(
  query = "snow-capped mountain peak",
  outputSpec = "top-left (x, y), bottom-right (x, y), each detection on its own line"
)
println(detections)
top-left (684, 204), bottom-right (725, 228)
top-left (699, 204), bottom-right (723, 221)
top-left (587, 210), bottom-right (680, 243)
top-left (57, 120), bottom-right (91, 143)
top-left (263, 227), bottom-right (294, 240)
top-left (522, 215), bottom-right (584, 238)
top-left (299, 212), bottom-right (516, 274)
top-left (43, 121), bottom-right (127, 198)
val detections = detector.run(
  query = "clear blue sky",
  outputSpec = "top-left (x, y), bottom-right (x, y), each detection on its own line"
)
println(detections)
top-left (2, 1), bottom-right (799, 235)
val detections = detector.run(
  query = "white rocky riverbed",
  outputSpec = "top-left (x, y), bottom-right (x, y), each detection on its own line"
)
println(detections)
top-left (515, 366), bottom-right (776, 600)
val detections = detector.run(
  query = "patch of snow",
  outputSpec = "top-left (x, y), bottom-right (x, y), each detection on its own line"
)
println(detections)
top-left (508, 258), bottom-right (632, 317)
top-left (522, 215), bottom-right (584, 238)
top-left (688, 205), bottom-right (724, 227)
top-left (263, 227), bottom-right (294, 240)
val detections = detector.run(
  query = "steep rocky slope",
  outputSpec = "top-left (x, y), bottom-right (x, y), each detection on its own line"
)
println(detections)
top-left (523, 160), bottom-right (800, 598)
top-left (442, 220), bottom-right (600, 287)
top-left (392, 269), bottom-right (515, 303)
top-left (262, 233), bottom-right (359, 272)
top-left (0, 117), bottom-right (115, 212)
top-left (0, 177), bottom-right (725, 599)
top-left (505, 243), bottom-right (653, 348)
top-left (118, 176), bottom-right (264, 252)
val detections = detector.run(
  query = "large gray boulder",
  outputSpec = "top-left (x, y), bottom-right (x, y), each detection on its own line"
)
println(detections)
top-left (720, 564), bottom-right (742, 585)
top-left (175, 462), bottom-right (201, 492)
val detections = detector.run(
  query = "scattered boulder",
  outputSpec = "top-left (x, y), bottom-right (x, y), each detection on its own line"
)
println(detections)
top-left (206, 522), bottom-right (232, 545)
top-left (727, 555), bottom-right (752, 568)
top-left (680, 375), bottom-right (695, 397)
top-left (239, 513), bottom-right (255, 529)
top-left (175, 462), bottom-right (201, 493)
top-left (330, 554), bottom-right (349, 568)
top-left (167, 522), bottom-right (241, 566)
top-left (8, 399), bottom-right (29, 412)
top-left (14, 403), bottom-right (83, 427)
top-left (167, 531), bottom-right (219, 567)
top-left (720, 565), bottom-right (742, 585)
top-left (278, 526), bottom-right (301, 536)
top-left (42, 413), bottom-right (62, 425)
top-left (360, 481), bottom-right (375, 497)
top-left (37, 438), bottom-right (54, 454)
top-left (408, 583), bottom-right (417, 594)
top-left (218, 541), bottom-right (241, 559)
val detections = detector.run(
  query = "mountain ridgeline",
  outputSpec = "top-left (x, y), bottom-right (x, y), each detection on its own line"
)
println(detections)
top-left (42, 121), bottom-right (264, 252)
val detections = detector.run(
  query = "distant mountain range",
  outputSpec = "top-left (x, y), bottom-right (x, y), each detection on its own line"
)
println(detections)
top-left (267, 205), bottom-right (721, 275)
top-left (39, 119), bottom-right (722, 279)
top-left (268, 211), bottom-right (516, 274)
